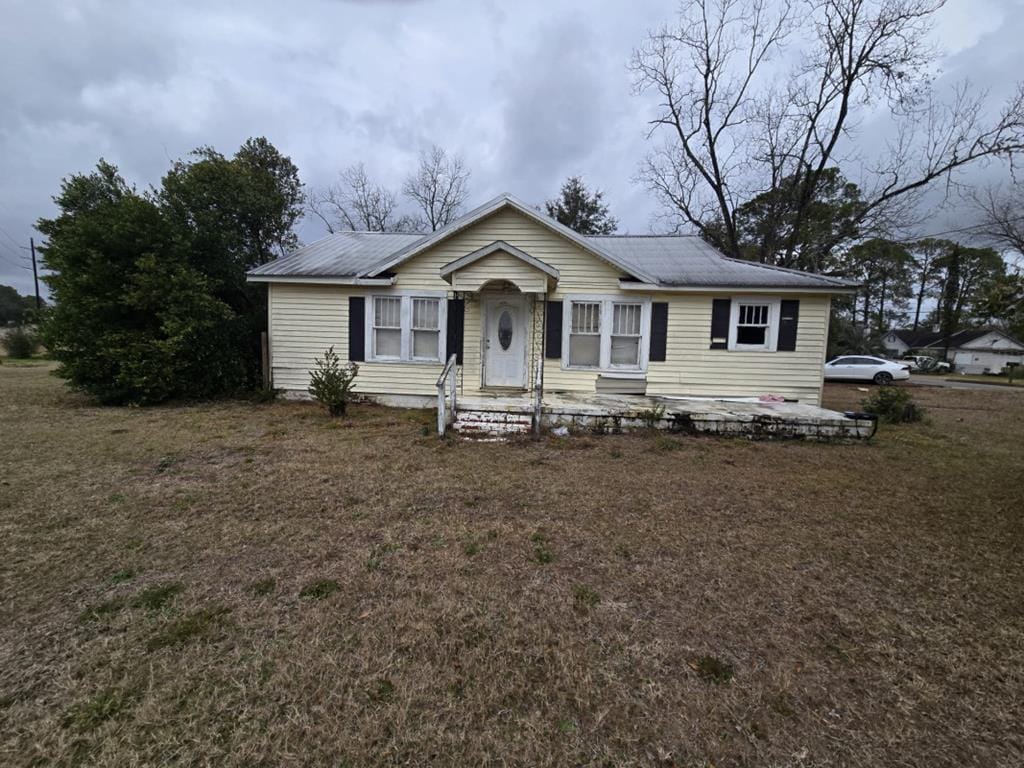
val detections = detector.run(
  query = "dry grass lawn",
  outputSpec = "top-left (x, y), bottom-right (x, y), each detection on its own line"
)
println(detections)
top-left (1, 361), bottom-right (1022, 767)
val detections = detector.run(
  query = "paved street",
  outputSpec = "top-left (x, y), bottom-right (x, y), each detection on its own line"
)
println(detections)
top-left (908, 374), bottom-right (1023, 391)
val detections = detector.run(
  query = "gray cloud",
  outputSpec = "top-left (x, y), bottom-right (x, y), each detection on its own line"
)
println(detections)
top-left (1, 0), bottom-right (1020, 294)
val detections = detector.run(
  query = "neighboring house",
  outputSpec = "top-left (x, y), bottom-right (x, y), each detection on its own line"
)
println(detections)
top-left (882, 328), bottom-right (1024, 374)
top-left (248, 194), bottom-right (856, 407)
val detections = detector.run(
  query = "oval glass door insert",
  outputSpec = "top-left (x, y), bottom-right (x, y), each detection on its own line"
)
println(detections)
top-left (498, 310), bottom-right (513, 350)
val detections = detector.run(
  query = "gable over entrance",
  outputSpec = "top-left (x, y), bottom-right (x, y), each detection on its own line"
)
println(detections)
top-left (440, 240), bottom-right (558, 293)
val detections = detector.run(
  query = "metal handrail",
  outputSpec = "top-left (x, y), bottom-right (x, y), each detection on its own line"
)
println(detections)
top-left (436, 353), bottom-right (458, 436)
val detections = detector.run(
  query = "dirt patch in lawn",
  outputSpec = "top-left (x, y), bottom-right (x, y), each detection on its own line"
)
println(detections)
top-left (1, 366), bottom-right (1022, 767)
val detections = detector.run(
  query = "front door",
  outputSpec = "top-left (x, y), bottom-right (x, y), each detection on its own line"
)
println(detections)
top-left (483, 294), bottom-right (528, 388)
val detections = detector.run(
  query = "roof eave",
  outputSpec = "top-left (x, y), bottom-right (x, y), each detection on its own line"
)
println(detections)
top-left (618, 280), bottom-right (858, 295)
top-left (246, 275), bottom-right (397, 286)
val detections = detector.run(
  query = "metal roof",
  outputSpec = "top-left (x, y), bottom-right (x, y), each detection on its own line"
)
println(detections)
top-left (247, 231), bottom-right (424, 278)
top-left (247, 205), bottom-right (856, 292)
top-left (591, 235), bottom-right (858, 289)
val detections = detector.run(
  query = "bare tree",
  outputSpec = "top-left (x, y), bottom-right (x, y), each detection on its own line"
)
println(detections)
top-left (308, 163), bottom-right (421, 233)
top-left (402, 145), bottom-right (471, 231)
top-left (632, 0), bottom-right (1024, 264)
top-left (971, 182), bottom-right (1024, 260)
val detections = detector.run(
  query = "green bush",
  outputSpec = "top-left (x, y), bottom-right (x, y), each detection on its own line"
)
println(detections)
top-left (4, 326), bottom-right (38, 358)
top-left (862, 386), bottom-right (926, 424)
top-left (308, 346), bottom-right (358, 416)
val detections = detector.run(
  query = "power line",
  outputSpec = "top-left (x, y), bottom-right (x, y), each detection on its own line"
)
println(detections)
top-left (0, 223), bottom-right (24, 251)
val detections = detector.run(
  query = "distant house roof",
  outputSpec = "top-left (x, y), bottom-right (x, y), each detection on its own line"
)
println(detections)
top-left (887, 327), bottom-right (1024, 350)
top-left (248, 193), bottom-right (858, 291)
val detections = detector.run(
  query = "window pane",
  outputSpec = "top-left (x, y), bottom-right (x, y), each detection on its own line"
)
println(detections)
top-left (569, 335), bottom-right (600, 366)
top-left (412, 329), bottom-right (438, 359)
top-left (412, 298), bottom-right (439, 330)
top-left (375, 328), bottom-right (401, 357)
top-left (611, 335), bottom-right (640, 366)
top-left (739, 304), bottom-right (768, 325)
top-left (571, 302), bottom-right (601, 334)
top-left (736, 326), bottom-right (767, 345)
top-left (374, 297), bottom-right (401, 328)
top-left (613, 304), bottom-right (641, 335)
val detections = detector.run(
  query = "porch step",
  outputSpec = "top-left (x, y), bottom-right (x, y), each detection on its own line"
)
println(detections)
top-left (453, 408), bottom-right (533, 437)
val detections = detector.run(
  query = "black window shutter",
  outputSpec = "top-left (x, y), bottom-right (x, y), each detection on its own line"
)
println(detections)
top-left (777, 299), bottom-right (800, 351)
top-left (650, 302), bottom-right (668, 362)
top-left (710, 298), bottom-right (731, 350)
top-left (446, 298), bottom-right (465, 364)
top-left (545, 300), bottom-right (563, 359)
top-left (348, 296), bottom-right (365, 362)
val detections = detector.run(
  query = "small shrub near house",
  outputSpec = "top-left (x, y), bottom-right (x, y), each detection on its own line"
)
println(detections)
top-left (863, 386), bottom-right (926, 424)
top-left (308, 347), bottom-right (358, 417)
top-left (4, 326), bottom-right (39, 358)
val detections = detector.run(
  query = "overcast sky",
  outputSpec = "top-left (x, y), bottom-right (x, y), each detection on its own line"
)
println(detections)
top-left (1, 0), bottom-right (1021, 295)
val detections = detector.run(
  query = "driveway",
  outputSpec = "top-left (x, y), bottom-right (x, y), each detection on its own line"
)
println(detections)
top-left (908, 374), bottom-right (1024, 391)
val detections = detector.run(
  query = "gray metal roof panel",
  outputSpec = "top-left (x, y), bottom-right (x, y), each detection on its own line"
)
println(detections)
top-left (590, 235), bottom-right (857, 289)
top-left (247, 231), bottom-right (425, 277)
top-left (248, 221), bottom-right (855, 291)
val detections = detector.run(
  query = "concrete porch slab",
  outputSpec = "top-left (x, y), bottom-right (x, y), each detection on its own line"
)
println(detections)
top-left (454, 392), bottom-right (875, 440)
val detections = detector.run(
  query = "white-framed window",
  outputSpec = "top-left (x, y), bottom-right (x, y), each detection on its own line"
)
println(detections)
top-left (411, 298), bottom-right (441, 360)
top-left (372, 296), bottom-right (402, 359)
top-left (728, 298), bottom-right (779, 351)
top-left (366, 292), bottom-right (447, 363)
top-left (569, 301), bottom-right (602, 367)
top-left (563, 296), bottom-right (651, 371)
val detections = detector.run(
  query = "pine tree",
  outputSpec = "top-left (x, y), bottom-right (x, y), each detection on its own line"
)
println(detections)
top-left (544, 177), bottom-right (618, 235)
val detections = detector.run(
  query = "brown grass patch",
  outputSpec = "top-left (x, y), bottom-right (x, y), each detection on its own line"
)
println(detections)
top-left (1, 364), bottom-right (1023, 766)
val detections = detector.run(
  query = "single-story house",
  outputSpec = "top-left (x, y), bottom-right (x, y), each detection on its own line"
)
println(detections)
top-left (882, 328), bottom-right (1024, 374)
top-left (247, 194), bottom-right (857, 411)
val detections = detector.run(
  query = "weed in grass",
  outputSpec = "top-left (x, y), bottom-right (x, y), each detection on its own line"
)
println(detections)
top-left (109, 569), bottom-right (135, 584)
top-left (609, 448), bottom-right (622, 459)
top-left (299, 580), bottom-right (340, 600)
top-left (371, 678), bottom-right (396, 703)
top-left (533, 545), bottom-right (554, 564)
top-left (146, 607), bottom-right (230, 652)
top-left (530, 530), bottom-right (548, 544)
top-left (615, 543), bottom-right (633, 560)
top-left (653, 434), bottom-right (681, 452)
top-left (132, 582), bottom-right (184, 611)
top-left (79, 598), bottom-right (126, 623)
top-left (694, 655), bottom-right (734, 684)
top-left (155, 456), bottom-right (178, 473)
top-left (63, 687), bottom-right (134, 732)
top-left (366, 543), bottom-right (400, 571)
top-left (573, 585), bottom-right (600, 611)
top-left (251, 578), bottom-right (276, 597)
top-left (558, 718), bottom-right (578, 735)
top-left (463, 541), bottom-right (480, 557)
top-left (107, 493), bottom-right (125, 504)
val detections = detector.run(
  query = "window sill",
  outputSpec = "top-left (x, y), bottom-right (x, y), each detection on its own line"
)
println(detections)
top-left (561, 364), bottom-right (646, 376)
top-left (365, 358), bottom-right (443, 365)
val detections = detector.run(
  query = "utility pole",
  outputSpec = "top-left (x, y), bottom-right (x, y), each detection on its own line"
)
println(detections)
top-left (29, 237), bottom-right (40, 310)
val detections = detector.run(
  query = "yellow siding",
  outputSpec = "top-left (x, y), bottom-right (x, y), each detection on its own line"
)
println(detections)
top-left (269, 283), bottom-right (447, 397)
top-left (648, 294), bottom-right (830, 404)
top-left (393, 207), bottom-right (624, 292)
top-left (542, 294), bottom-right (830, 404)
top-left (450, 250), bottom-right (549, 293)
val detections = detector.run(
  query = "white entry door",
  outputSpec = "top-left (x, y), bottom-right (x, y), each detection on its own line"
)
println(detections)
top-left (483, 295), bottom-right (528, 388)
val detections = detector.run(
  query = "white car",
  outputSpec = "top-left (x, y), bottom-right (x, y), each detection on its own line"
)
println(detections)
top-left (824, 355), bottom-right (911, 385)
